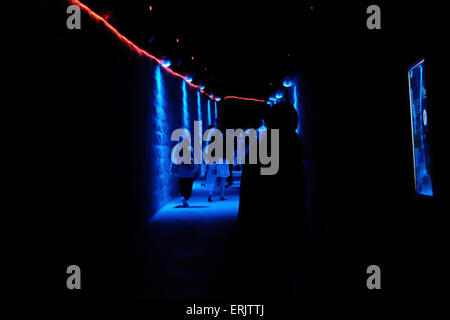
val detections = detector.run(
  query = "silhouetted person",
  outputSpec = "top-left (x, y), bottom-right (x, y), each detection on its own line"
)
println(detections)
top-left (226, 163), bottom-right (233, 187)
top-left (203, 124), bottom-right (224, 202)
top-left (171, 146), bottom-right (197, 207)
top-left (216, 157), bottom-right (230, 200)
top-left (227, 102), bottom-right (306, 300)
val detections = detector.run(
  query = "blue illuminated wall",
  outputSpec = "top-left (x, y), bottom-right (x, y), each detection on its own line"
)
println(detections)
top-left (197, 90), bottom-right (202, 122)
top-left (182, 81), bottom-right (189, 129)
top-left (290, 83), bottom-right (301, 134)
top-left (408, 59), bottom-right (433, 196)
top-left (207, 100), bottom-right (212, 125)
top-left (277, 74), bottom-right (302, 135)
top-left (149, 64), bottom-right (211, 214)
top-left (150, 65), bottom-right (173, 211)
top-left (288, 83), bottom-right (301, 134)
top-left (214, 101), bottom-right (218, 123)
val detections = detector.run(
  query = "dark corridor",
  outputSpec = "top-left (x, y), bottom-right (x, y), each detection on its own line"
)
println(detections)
top-left (21, 0), bottom-right (450, 305)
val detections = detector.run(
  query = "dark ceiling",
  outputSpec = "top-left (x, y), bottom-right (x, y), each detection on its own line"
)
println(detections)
top-left (59, 0), bottom-right (357, 99)
top-left (41, 0), bottom-right (445, 100)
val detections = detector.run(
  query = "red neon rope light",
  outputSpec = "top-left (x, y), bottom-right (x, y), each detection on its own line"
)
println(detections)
top-left (69, 1), bottom-right (204, 89)
top-left (69, 0), bottom-right (264, 102)
top-left (224, 96), bottom-right (266, 103)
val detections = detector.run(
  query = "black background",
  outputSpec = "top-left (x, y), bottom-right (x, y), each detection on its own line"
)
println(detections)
top-left (20, 0), bottom-right (449, 301)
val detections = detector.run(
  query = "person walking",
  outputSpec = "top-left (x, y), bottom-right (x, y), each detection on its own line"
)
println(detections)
top-left (216, 158), bottom-right (230, 200)
top-left (170, 147), bottom-right (198, 207)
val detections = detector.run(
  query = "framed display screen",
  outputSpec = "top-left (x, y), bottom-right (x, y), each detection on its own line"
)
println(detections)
top-left (408, 58), bottom-right (433, 197)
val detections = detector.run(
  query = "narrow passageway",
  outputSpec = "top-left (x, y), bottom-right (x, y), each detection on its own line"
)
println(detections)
top-left (145, 172), bottom-right (241, 299)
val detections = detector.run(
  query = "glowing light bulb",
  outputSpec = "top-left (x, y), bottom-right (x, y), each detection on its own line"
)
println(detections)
top-left (283, 76), bottom-right (294, 87)
top-left (276, 91), bottom-right (284, 99)
top-left (161, 59), bottom-right (171, 68)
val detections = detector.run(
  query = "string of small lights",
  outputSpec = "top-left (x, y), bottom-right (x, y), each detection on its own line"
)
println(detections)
top-left (68, 0), bottom-right (267, 103)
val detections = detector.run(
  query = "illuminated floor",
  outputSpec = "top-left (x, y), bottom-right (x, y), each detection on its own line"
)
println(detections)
top-left (145, 173), bottom-right (241, 299)
top-left (150, 180), bottom-right (240, 222)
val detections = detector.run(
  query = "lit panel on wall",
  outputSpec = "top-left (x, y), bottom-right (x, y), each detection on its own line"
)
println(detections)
top-left (408, 58), bottom-right (433, 197)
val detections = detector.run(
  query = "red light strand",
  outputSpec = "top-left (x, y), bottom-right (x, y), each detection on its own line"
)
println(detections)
top-left (224, 96), bottom-right (266, 103)
top-left (69, 0), bottom-right (265, 102)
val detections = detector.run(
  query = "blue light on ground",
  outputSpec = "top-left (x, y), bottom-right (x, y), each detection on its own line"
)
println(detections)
top-left (147, 178), bottom-right (241, 300)
top-left (150, 180), bottom-right (240, 222)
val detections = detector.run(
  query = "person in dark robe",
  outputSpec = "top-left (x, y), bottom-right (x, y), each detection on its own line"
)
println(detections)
top-left (227, 102), bottom-right (307, 300)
